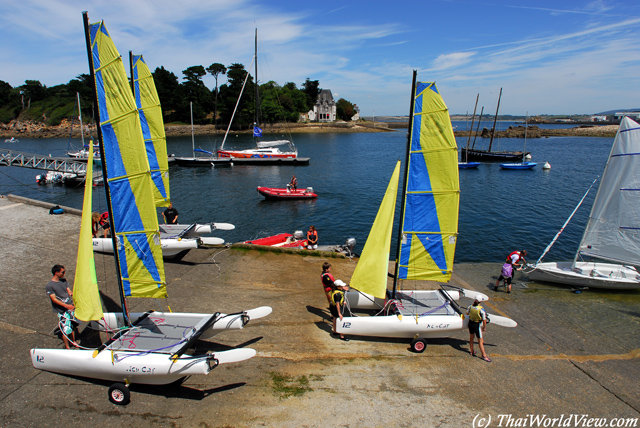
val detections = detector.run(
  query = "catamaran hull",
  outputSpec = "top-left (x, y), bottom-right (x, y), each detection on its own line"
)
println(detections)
top-left (527, 262), bottom-right (640, 289)
top-left (337, 314), bottom-right (465, 339)
top-left (93, 237), bottom-right (198, 258)
top-left (30, 347), bottom-right (256, 385)
top-left (98, 307), bottom-right (273, 340)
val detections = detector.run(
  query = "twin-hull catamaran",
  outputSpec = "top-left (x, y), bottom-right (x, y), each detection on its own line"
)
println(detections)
top-left (30, 13), bottom-right (271, 405)
top-left (526, 116), bottom-right (640, 289)
top-left (337, 73), bottom-right (516, 352)
top-left (92, 52), bottom-right (234, 258)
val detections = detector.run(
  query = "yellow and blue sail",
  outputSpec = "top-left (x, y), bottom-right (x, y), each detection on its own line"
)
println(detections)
top-left (131, 54), bottom-right (170, 207)
top-left (349, 161), bottom-right (401, 299)
top-left (73, 148), bottom-right (104, 321)
top-left (397, 82), bottom-right (459, 281)
top-left (89, 20), bottom-right (166, 298)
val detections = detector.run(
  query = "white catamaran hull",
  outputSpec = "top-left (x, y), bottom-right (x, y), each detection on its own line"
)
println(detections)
top-left (30, 347), bottom-right (256, 385)
top-left (338, 288), bottom-right (513, 339)
top-left (159, 222), bottom-right (235, 238)
top-left (98, 307), bottom-right (273, 340)
top-left (527, 261), bottom-right (640, 289)
top-left (93, 237), bottom-right (198, 258)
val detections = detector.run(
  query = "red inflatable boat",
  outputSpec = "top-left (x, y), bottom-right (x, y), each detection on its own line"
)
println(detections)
top-left (257, 186), bottom-right (317, 199)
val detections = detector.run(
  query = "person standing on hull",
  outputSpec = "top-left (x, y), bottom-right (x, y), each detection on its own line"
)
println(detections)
top-left (330, 280), bottom-right (350, 341)
top-left (162, 202), bottom-right (179, 224)
top-left (467, 297), bottom-right (490, 362)
top-left (45, 265), bottom-right (77, 350)
top-left (307, 225), bottom-right (318, 250)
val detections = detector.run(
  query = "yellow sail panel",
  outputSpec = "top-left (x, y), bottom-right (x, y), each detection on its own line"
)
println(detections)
top-left (73, 149), bottom-right (104, 321)
top-left (132, 54), bottom-right (170, 207)
top-left (349, 161), bottom-right (401, 299)
top-left (397, 82), bottom-right (459, 281)
top-left (89, 20), bottom-right (166, 298)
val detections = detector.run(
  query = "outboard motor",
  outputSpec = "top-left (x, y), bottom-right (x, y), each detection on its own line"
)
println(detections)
top-left (306, 187), bottom-right (314, 194)
top-left (344, 237), bottom-right (356, 253)
top-left (293, 230), bottom-right (304, 240)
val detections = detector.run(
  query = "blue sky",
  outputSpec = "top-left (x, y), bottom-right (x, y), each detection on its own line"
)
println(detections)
top-left (1, 0), bottom-right (640, 116)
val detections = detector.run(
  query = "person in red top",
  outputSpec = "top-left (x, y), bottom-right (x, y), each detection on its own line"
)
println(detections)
top-left (307, 225), bottom-right (318, 250)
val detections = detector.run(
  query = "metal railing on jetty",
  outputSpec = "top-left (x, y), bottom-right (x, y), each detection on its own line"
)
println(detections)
top-left (0, 149), bottom-right (88, 176)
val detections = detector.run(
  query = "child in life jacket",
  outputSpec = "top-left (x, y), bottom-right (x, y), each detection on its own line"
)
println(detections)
top-left (495, 261), bottom-right (513, 293)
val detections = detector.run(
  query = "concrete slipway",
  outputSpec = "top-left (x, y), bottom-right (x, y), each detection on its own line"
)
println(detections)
top-left (0, 195), bottom-right (638, 428)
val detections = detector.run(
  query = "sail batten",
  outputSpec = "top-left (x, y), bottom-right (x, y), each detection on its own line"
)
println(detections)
top-left (398, 80), bottom-right (459, 282)
top-left (88, 19), bottom-right (166, 299)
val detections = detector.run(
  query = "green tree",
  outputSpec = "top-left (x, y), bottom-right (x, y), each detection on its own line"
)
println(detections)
top-left (336, 98), bottom-right (355, 121)
top-left (301, 78), bottom-right (320, 111)
top-left (20, 80), bottom-right (47, 105)
top-left (181, 65), bottom-right (211, 123)
top-left (218, 63), bottom-right (254, 129)
top-left (206, 63), bottom-right (227, 127)
top-left (153, 66), bottom-right (182, 122)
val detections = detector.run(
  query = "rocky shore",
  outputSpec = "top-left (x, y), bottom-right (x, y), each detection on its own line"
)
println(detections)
top-left (0, 118), bottom-right (618, 139)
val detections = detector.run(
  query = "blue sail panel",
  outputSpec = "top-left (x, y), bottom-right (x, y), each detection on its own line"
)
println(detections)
top-left (397, 81), bottom-right (459, 282)
top-left (131, 54), bottom-right (170, 207)
top-left (89, 20), bottom-right (166, 299)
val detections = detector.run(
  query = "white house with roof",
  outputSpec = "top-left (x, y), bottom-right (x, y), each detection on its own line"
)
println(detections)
top-left (308, 89), bottom-right (336, 122)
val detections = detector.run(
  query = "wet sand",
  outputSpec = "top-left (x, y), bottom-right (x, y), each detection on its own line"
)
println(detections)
top-left (1, 195), bottom-right (638, 427)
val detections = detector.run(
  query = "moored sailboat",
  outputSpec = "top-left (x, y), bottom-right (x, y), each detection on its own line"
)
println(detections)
top-left (216, 29), bottom-right (305, 162)
top-left (337, 72), bottom-right (516, 352)
top-left (30, 14), bottom-right (271, 405)
top-left (525, 116), bottom-right (640, 289)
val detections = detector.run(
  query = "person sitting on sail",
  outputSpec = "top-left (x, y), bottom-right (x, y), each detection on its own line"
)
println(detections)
top-left (495, 261), bottom-right (513, 293)
top-left (330, 279), bottom-right (350, 341)
top-left (287, 175), bottom-right (298, 192)
top-left (307, 225), bottom-right (318, 250)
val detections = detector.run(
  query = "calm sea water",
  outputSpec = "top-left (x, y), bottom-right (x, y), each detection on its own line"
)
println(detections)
top-left (0, 130), bottom-right (613, 263)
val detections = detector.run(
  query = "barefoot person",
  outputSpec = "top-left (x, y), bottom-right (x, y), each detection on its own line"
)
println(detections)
top-left (467, 297), bottom-right (490, 362)
top-left (45, 265), bottom-right (77, 349)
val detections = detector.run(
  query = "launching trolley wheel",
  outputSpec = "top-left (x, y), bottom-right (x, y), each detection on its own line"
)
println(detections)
top-left (410, 338), bottom-right (427, 353)
top-left (108, 382), bottom-right (131, 405)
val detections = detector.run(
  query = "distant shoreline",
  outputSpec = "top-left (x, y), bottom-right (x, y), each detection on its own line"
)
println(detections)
top-left (0, 120), bottom-right (618, 139)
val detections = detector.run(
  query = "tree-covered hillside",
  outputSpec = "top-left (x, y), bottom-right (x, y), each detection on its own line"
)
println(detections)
top-left (0, 61), bottom-right (357, 128)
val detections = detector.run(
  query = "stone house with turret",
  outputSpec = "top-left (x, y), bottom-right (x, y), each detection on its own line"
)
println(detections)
top-left (307, 89), bottom-right (336, 122)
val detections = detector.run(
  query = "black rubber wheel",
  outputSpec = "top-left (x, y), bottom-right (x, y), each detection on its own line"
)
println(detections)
top-left (108, 383), bottom-right (131, 405)
top-left (411, 338), bottom-right (427, 353)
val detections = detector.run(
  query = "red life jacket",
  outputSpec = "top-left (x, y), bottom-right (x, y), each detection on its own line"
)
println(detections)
top-left (307, 230), bottom-right (318, 243)
top-left (508, 250), bottom-right (523, 263)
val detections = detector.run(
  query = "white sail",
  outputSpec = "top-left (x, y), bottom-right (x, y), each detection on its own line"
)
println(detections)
top-left (577, 117), bottom-right (640, 266)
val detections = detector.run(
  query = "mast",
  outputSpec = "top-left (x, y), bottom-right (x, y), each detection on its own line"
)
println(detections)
top-left (522, 112), bottom-right (528, 163)
top-left (82, 11), bottom-right (129, 324)
top-left (254, 28), bottom-right (260, 144)
top-left (487, 87), bottom-right (502, 153)
top-left (464, 94), bottom-right (479, 162)
top-left (471, 106), bottom-right (484, 149)
top-left (128, 51), bottom-right (135, 95)
top-left (190, 102), bottom-right (195, 156)
top-left (391, 70), bottom-right (417, 299)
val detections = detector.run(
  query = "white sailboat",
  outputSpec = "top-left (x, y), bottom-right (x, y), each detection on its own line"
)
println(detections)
top-left (526, 116), bottom-right (640, 289)
top-left (30, 13), bottom-right (271, 406)
top-left (217, 29), bottom-right (299, 160)
top-left (337, 72), bottom-right (516, 352)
